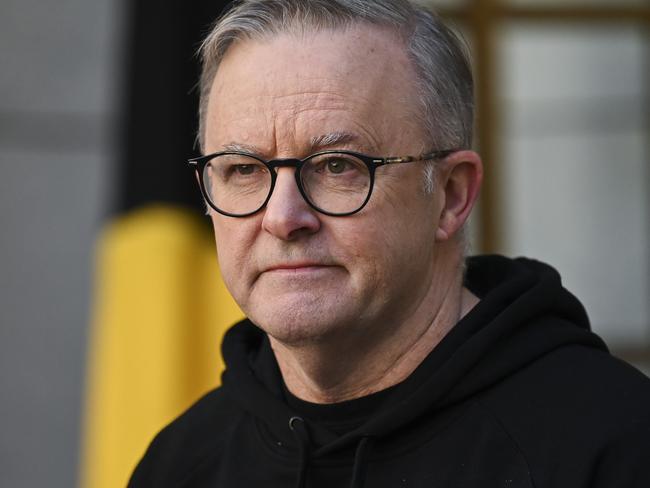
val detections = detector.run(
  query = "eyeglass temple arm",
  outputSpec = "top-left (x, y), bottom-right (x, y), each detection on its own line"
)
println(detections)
top-left (379, 149), bottom-right (457, 166)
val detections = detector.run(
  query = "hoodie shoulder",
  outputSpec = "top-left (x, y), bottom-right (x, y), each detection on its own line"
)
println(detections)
top-left (479, 344), bottom-right (650, 487)
top-left (128, 386), bottom-right (242, 488)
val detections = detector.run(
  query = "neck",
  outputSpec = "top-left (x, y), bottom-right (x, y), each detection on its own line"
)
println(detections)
top-left (270, 254), bottom-right (479, 404)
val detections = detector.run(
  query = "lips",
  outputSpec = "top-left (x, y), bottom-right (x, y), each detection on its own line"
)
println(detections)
top-left (264, 262), bottom-right (332, 272)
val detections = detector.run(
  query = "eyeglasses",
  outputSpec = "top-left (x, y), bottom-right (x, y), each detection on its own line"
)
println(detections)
top-left (188, 149), bottom-right (456, 217)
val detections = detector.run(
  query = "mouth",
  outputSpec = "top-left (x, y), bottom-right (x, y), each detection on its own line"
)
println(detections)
top-left (264, 263), bottom-right (335, 273)
top-left (253, 262), bottom-right (343, 287)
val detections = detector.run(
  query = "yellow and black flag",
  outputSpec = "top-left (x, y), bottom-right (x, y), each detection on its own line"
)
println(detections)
top-left (80, 2), bottom-right (240, 487)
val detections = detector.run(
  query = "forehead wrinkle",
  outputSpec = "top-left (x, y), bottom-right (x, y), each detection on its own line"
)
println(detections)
top-left (268, 88), bottom-right (377, 112)
top-left (265, 91), bottom-right (350, 118)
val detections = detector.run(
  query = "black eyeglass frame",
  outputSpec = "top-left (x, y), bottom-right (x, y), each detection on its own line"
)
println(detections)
top-left (187, 149), bottom-right (457, 218)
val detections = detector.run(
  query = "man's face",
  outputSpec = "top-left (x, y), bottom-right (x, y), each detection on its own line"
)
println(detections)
top-left (204, 26), bottom-right (446, 345)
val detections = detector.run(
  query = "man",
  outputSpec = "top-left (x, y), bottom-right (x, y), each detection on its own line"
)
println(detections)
top-left (129, 1), bottom-right (650, 487)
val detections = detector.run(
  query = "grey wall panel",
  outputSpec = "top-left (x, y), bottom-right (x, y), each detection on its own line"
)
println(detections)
top-left (0, 0), bottom-right (122, 486)
top-left (0, 149), bottom-right (108, 487)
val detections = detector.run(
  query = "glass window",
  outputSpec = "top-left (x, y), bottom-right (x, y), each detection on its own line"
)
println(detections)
top-left (498, 23), bottom-right (649, 346)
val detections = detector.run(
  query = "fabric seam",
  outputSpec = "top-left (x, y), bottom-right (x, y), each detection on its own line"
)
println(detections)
top-left (474, 398), bottom-right (539, 488)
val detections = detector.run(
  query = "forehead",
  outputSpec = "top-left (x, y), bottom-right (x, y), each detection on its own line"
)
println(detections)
top-left (204, 25), bottom-right (425, 155)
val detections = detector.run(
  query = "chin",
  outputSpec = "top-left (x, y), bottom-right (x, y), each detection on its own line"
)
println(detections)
top-left (247, 298), bottom-right (352, 347)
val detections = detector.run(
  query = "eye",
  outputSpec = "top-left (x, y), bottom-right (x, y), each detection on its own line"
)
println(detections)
top-left (316, 156), bottom-right (364, 175)
top-left (233, 164), bottom-right (257, 175)
top-left (303, 153), bottom-right (368, 181)
top-left (326, 159), bottom-right (348, 174)
top-left (209, 154), bottom-right (269, 184)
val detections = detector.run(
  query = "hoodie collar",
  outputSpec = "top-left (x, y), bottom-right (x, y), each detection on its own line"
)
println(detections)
top-left (220, 255), bottom-right (608, 456)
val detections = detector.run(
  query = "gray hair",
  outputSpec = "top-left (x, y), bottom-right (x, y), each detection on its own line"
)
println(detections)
top-left (197, 0), bottom-right (475, 163)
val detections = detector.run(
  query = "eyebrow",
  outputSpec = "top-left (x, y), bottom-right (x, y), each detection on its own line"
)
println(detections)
top-left (309, 131), bottom-right (359, 151)
top-left (218, 131), bottom-right (364, 157)
top-left (221, 142), bottom-right (262, 153)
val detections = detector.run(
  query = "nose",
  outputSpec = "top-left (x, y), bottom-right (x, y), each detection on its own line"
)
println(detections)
top-left (261, 168), bottom-right (321, 240)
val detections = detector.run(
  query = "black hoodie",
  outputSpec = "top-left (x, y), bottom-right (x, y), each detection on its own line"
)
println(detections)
top-left (129, 255), bottom-right (650, 488)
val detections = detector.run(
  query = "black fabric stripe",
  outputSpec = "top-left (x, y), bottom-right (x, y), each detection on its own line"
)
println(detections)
top-left (115, 0), bottom-right (231, 214)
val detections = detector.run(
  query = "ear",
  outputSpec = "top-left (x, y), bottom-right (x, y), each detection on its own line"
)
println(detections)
top-left (435, 150), bottom-right (483, 242)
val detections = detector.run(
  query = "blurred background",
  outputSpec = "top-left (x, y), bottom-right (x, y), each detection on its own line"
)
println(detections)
top-left (0, 0), bottom-right (648, 487)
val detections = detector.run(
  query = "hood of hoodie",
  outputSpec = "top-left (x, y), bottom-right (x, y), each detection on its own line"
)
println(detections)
top-left (219, 255), bottom-right (607, 461)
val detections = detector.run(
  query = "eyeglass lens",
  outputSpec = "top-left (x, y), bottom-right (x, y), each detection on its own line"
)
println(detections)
top-left (202, 153), bottom-right (372, 216)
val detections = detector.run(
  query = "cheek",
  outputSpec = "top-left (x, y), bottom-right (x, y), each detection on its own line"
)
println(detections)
top-left (331, 218), bottom-right (396, 290)
top-left (211, 216), bottom-right (256, 292)
top-left (345, 194), bottom-right (437, 282)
